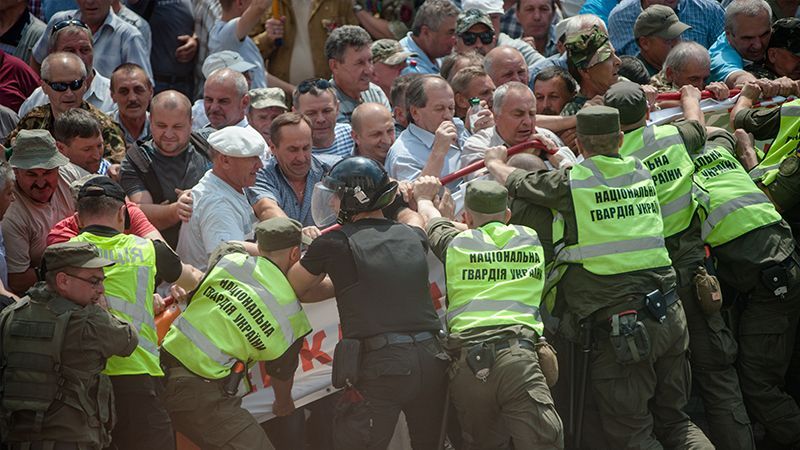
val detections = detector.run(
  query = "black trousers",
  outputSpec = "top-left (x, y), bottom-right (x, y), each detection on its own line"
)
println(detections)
top-left (105, 375), bottom-right (175, 450)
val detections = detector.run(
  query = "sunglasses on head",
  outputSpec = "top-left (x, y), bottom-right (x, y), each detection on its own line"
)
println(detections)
top-left (52, 19), bottom-right (89, 33)
top-left (45, 78), bottom-right (85, 92)
top-left (460, 30), bottom-right (494, 46)
top-left (297, 78), bottom-right (331, 94)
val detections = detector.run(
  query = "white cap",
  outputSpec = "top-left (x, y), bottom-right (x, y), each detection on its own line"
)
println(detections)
top-left (208, 126), bottom-right (266, 158)
top-left (555, 18), bottom-right (572, 41)
top-left (202, 51), bottom-right (257, 78)
top-left (462, 0), bottom-right (504, 15)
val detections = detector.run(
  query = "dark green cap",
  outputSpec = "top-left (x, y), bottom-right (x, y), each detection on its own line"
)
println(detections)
top-left (603, 81), bottom-right (648, 126)
top-left (576, 105), bottom-right (620, 135)
top-left (465, 180), bottom-right (508, 214)
top-left (208, 241), bottom-right (248, 268)
top-left (565, 26), bottom-right (613, 70)
top-left (634, 5), bottom-right (690, 39)
top-left (457, 9), bottom-right (494, 35)
top-left (44, 241), bottom-right (114, 272)
top-left (255, 217), bottom-right (312, 252)
top-left (9, 129), bottom-right (69, 170)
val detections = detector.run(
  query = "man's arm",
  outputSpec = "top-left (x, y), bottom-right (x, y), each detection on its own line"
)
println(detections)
top-left (535, 115), bottom-right (577, 133)
top-left (175, 263), bottom-right (203, 292)
top-left (421, 121), bottom-right (458, 178)
top-left (725, 70), bottom-right (757, 89)
top-left (297, 276), bottom-right (335, 303)
top-left (129, 191), bottom-right (182, 230)
top-left (8, 270), bottom-right (37, 296)
top-left (287, 262), bottom-right (326, 303)
top-left (237, 0), bottom-right (269, 41)
top-left (355, 11), bottom-right (395, 39)
top-left (729, 81), bottom-right (761, 131)
top-left (252, 197), bottom-right (289, 221)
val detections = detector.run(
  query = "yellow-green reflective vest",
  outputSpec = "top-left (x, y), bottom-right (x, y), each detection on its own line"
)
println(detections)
top-left (444, 222), bottom-right (545, 335)
top-left (559, 155), bottom-right (672, 275)
top-left (161, 252), bottom-right (312, 380)
top-left (749, 99), bottom-right (800, 185)
top-left (71, 232), bottom-right (160, 376)
top-left (691, 144), bottom-right (783, 247)
top-left (618, 124), bottom-right (697, 237)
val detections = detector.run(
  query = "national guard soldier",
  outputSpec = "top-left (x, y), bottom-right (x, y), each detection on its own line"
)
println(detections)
top-left (69, 177), bottom-right (201, 450)
top-left (605, 81), bottom-right (754, 448)
top-left (0, 242), bottom-right (138, 450)
top-left (161, 218), bottom-right (315, 450)
top-left (290, 156), bottom-right (448, 450)
top-left (414, 177), bottom-right (564, 449)
top-left (483, 106), bottom-right (712, 448)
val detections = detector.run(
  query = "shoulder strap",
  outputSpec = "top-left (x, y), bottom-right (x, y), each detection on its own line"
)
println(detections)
top-left (127, 142), bottom-right (166, 204)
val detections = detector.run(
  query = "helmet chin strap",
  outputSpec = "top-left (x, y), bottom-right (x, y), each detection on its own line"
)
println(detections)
top-left (337, 209), bottom-right (355, 224)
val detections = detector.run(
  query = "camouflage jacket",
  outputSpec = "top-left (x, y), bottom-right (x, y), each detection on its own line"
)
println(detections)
top-left (5, 102), bottom-right (127, 163)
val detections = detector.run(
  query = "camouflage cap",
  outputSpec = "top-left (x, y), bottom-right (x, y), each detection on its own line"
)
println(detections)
top-left (465, 180), bottom-right (508, 214)
top-left (565, 26), bottom-right (614, 70)
top-left (576, 105), bottom-right (620, 135)
top-left (255, 217), bottom-right (312, 252)
top-left (371, 39), bottom-right (417, 66)
top-left (44, 241), bottom-right (114, 272)
top-left (770, 18), bottom-right (800, 55)
top-left (457, 9), bottom-right (495, 35)
top-left (249, 87), bottom-right (288, 110)
top-left (9, 130), bottom-right (69, 170)
top-left (634, 5), bottom-right (690, 39)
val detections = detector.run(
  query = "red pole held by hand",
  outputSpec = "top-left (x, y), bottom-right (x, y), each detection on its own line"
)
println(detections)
top-left (655, 89), bottom-right (741, 101)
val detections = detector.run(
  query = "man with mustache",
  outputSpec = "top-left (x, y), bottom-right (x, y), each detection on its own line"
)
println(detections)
top-left (202, 68), bottom-right (266, 156)
top-left (111, 63), bottom-right (153, 145)
top-left (533, 66), bottom-right (577, 116)
top-left (2, 129), bottom-right (83, 295)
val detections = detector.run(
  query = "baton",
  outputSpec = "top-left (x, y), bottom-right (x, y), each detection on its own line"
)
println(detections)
top-left (655, 88), bottom-right (741, 101)
top-left (321, 140), bottom-right (552, 233)
top-left (272, 0), bottom-right (283, 47)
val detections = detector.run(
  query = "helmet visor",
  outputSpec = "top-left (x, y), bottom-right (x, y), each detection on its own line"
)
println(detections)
top-left (311, 182), bottom-right (341, 227)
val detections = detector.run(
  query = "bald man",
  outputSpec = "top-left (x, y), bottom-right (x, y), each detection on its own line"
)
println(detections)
top-left (120, 90), bottom-right (212, 247)
top-left (484, 46), bottom-right (530, 87)
top-left (352, 103), bottom-right (396, 165)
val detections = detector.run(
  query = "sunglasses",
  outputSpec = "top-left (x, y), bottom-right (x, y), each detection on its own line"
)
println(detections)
top-left (44, 78), bottom-right (85, 92)
top-left (53, 19), bottom-right (89, 33)
top-left (298, 78), bottom-right (331, 94)
top-left (460, 30), bottom-right (494, 46)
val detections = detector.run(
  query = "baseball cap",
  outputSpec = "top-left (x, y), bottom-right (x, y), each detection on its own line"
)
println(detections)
top-left (249, 88), bottom-right (288, 110)
top-left (457, 9), bottom-right (495, 35)
top-left (202, 51), bottom-right (258, 78)
top-left (465, 180), bottom-right (508, 214)
top-left (462, 0), bottom-right (504, 15)
top-left (78, 176), bottom-right (126, 202)
top-left (603, 81), bottom-right (648, 125)
top-left (770, 18), bottom-right (800, 54)
top-left (44, 241), bottom-right (114, 272)
top-left (634, 5), bottom-right (691, 39)
top-left (372, 39), bottom-right (417, 66)
top-left (565, 26), bottom-right (614, 70)
top-left (208, 127), bottom-right (266, 158)
top-left (255, 217), bottom-right (312, 252)
top-left (576, 105), bottom-right (620, 135)
top-left (9, 130), bottom-right (69, 170)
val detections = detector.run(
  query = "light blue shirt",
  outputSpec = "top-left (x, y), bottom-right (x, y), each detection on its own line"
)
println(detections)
top-left (709, 32), bottom-right (745, 83)
top-left (385, 121), bottom-right (468, 190)
top-left (33, 10), bottom-right (152, 80)
top-left (579, 0), bottom-right (616, 25)
top-left (209, 18), bottom-right (267, 89)
top-left (400, 33), bottom-right (441, 75)
top-left (607, 0), bottom-right (724, 56)
top-left (246, 156), bottom-right (330, 227)
top-left (529, 53), bottom-right (568, 89)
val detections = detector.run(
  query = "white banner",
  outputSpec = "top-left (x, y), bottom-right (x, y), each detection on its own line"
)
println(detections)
top-left (242, 252), bottom-right (448, 423)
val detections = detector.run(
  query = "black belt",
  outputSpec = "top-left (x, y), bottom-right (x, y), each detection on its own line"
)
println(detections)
top-left (362, 331), bottom-right (438, 351)
top-left (153, 73), bottom-right (192, 84)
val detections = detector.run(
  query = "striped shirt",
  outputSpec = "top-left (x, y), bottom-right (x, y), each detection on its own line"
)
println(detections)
top-left (313, 123), bottom-right (355, 165)
top-left (330, 79), bottom-right (391, 123)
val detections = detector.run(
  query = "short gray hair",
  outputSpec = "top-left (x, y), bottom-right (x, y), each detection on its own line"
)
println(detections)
top-left (325, 25), bottom-right (372, 61)
top-left (405, 75), bottom-right (449, 124)
top-left (412, 0), bottom-right (460, 36)
top-left (725, 0), bottom-right (771, 33)
top-left (663, 41), bottom-right (710, 74)
top-left (0, 161), bottom-right (15, 190)
top-left (206, 68), bottom-right (248, 97)
top-left (41, 52), bottom-right (86, 80)
top-left (493, 82), bottom-right (531, 115)
top-left (48, 24), bottom-right (92, 54)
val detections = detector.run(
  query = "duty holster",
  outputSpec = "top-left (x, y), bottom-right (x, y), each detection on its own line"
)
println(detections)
top-left (332, 339), bottom-right (361, 389)
top-left (465, 342), bottom-right (495, 382)
top-left (762, 263), bottom-right (790, 298)
top-left (608, 310), bottom-right (651, 365)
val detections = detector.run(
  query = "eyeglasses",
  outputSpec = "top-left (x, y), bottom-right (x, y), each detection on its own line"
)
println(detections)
top-left (460, 31), bottom-right (494, 46)
top-left (44, 78), bottom-right (85, 92)
top-left (297, 78), bottom-right (331, 94)
top-left (53, 19), bottom-right (89, 33)
top-left (64, 272), bottom-right (105, 288)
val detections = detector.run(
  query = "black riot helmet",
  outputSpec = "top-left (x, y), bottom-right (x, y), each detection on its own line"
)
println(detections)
top-left (317, 157), bottom-right (398, 224)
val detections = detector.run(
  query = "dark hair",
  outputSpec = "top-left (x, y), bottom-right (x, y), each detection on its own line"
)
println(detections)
top-left (53, 108), bottom-right (101, 144)
top-left (440, 51), bottom-right (483, 82)
top-left (534, 66), bottom-right (578, 95)
top-left (325, 25), bottom-right (372, 61)
top-left (405, 74), bottom-right (448, 124)
top-left (618, 55), bottom-right (651, 85)
top-left (77, 195), bottom-right (124, 219)
top-left (111, 63), bottom-right (151, 90)
top-left (270, 112), bottom-right (312, 146)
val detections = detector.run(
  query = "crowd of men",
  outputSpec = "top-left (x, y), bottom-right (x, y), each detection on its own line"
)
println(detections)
top-left (2, 0), bottom-right (800, 448)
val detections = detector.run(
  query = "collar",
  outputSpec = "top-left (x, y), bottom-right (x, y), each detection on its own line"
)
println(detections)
top-left (80, 224), bottom-right (120, 237)
top-left (403, 32), bottom-right (439, 69)
top-left (407, 123), bottom-right (436, 148)
top-left (329, 78), bottom-right (360, 103)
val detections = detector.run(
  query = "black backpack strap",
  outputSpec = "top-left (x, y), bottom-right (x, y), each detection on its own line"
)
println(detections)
top-left (127, 142), bottom-right (166, 204)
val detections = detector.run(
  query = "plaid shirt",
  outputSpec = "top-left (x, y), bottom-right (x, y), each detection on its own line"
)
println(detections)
top-left (193, 0), bottom-right (222, 99)
top-left (608, 0), bottom-right (724, 56)
top-left (501, 7), bottom-right (524, 39)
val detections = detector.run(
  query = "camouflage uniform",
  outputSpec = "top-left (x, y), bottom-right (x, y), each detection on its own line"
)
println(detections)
top-left (5, 102), bottom-right (127, 163)
top-left (560, 27), bottom-right (617, 117)
top-left (355, 0), bottom-right (416, 39)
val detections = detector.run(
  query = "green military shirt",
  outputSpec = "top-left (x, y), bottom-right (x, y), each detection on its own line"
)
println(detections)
top-left (733, 107), bottom-right (781, 141)
top-left (509, 200), bottom-right (556, 264)
top-left (6, 101), bottom-right (127, 163)
top-left (505, 165), bottom-right (676, 321)
top-left (702, 130), bottom-right (795, 292)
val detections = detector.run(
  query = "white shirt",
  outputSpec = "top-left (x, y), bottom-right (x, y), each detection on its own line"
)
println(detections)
top-left (461, 126), bottom-right (578, 172)
top-left (19, 71), bottom-right (115, 117)
top-left (175, 170), bottom-right (256, 271)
